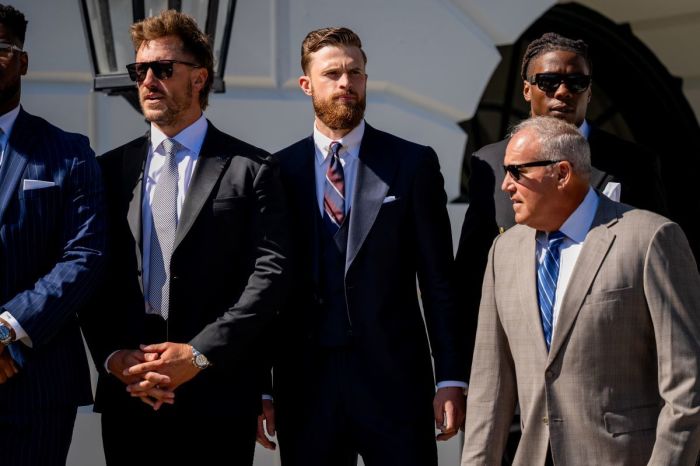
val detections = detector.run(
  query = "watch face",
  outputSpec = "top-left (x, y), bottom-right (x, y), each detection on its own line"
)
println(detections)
top-left (0, 324), bottom-right (11, 343)
top-left (195, 353), bottom-right (209, 368)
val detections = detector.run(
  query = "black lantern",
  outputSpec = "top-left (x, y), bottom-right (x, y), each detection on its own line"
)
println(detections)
top-left (78, 0), bottom-right (236, 111)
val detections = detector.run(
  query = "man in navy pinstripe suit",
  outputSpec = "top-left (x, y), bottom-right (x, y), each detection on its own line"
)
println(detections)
top-left (0, 5), bottom-right (106, 465)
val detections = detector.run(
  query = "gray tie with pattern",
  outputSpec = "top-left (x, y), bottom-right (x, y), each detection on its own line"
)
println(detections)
top-left (147, 138), bottom-right (180, 319)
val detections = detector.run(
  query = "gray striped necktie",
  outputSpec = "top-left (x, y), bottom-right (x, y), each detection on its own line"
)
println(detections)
top-left (146, 138), bottom-right (180, 319)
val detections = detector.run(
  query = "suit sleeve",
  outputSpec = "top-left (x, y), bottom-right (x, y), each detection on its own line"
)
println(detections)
top-left (190, 158), bottom-right (288, 366)
top-left (412, 147), bottom-right (467, 383)
top-left (644, 222), bottom-right (700, 464)
top-left (461, 238), bottom-right (517, 465)
top-left (2, 137), bottom-right (106, 347)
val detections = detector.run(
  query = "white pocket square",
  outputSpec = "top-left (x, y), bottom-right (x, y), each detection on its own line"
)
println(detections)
top-left (382, 195), bottom-right (398, 204)
top-left (23, 179), bottom-right (56, 191)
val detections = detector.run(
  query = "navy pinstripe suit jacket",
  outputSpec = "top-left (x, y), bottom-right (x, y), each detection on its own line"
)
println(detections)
top-left (0, 107), bottom-right (105, 414)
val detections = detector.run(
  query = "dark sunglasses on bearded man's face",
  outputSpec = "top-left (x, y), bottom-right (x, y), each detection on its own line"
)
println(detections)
top-left (503, 160), bottom-right (563, 181)
top-left (527, 73), bottom-right (592, 94)
top-left (126, 60), bottom-right (201, 82)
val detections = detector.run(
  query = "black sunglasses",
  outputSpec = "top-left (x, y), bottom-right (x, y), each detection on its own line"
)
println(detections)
top-left (504, 160), bottom-right (562, 181)
top-left (126, 60), bottom-right (201, 82)
top-left (527, 73), bottom-right (591, 93)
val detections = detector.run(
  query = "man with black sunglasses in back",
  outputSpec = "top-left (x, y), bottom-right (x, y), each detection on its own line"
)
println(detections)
top-left (80, 9), bottom-right (287, 466)
top-left (454, 33), bottom-right (668, 393)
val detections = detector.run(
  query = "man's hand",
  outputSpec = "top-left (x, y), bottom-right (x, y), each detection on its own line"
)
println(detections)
top-left (0, 346), bottom-right (18, 384)
top-left (256, 398), bottom-right (277, 450)
top-left (107, 349), bottom-right (174, 410)
top-left (434, 386), bottom-right (466, 441)
top-left (124, 342), bottom-right (201, 392)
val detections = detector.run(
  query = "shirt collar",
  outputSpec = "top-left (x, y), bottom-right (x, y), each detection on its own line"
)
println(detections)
top-left (150, 113), bottom-right (208, 156)
top-left (536, 188), bottom-right (599, 245)
top-left (558, 187), bottom-right (599, 243)
top-left (0, 104), bottom-right (21, 143)
top-left (313, 119), bottom-right (365, 165)
top-left (578, 119), bottom-right (590, 140)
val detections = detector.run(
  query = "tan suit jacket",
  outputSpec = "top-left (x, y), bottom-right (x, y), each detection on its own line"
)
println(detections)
top-left (462, 195), bottom-right (700, 466)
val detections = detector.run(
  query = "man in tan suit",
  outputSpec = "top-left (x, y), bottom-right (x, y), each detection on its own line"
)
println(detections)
top-left (462, 116), bottom-right (700, 465)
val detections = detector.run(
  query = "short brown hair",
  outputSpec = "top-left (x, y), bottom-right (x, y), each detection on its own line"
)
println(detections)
top-left (301, 27), bottom-right (367, 74)
top-left (130, 9), bottom-right (214, 109)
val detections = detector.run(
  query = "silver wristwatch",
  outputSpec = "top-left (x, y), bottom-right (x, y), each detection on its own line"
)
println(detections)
top-left (191, 347), bottom-right (211, 369)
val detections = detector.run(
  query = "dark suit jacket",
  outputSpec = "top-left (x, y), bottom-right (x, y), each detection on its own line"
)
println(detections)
top-left (272, 123), bottom-right (466, 419)
top-left (82, 121), bottom-right (287, 418)
top-left (0, 108), bottom-right (105, 413)
top-left (454, 126), bottom-right (668, 377)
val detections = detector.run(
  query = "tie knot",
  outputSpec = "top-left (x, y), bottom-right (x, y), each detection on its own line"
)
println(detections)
top-left (547, 230), bottom-right (566, 248)
top-left (329, 141), bottom-right (342, 158)
top-left (161, 138), bottom-right (181, 158)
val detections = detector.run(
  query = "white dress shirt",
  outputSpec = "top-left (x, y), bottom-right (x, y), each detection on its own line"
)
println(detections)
top-left (0, 104), bottom-right (32, 346)
top-left (536, 187), bottom-right (600, 332)
top-left (142, 114), bottom-right (207, 313)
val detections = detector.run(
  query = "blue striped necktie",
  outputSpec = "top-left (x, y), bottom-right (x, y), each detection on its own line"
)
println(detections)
top-left (537, 230), bottom-right (566, 351)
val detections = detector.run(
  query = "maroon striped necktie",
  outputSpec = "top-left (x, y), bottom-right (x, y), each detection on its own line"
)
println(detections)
top-left (323, 141), bottom-right (345, 232)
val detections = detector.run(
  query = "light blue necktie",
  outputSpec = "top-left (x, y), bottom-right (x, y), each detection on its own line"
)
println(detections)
top-left (537, 231), bottom-right (566, 351)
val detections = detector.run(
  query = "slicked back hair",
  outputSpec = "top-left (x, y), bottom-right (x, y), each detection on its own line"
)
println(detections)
top-left (130, 9), bottom-right (214, 110)
top-left (510, 116), bottom-right (591, 177)
top-left (520, 32), bottom-right (591, 81)
top-left (301, 27), bottom-right (367, 74)
top-left (0, 4), bottom-right (28, 47)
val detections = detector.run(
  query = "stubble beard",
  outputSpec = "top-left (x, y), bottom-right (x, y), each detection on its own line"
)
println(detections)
top-left (140, 80), bottom-right (194, 128)
top-left (313, 92), bottom-right (366, 131)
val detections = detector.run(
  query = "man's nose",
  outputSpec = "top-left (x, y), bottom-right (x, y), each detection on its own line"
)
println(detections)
top-left (501, 173), bottom-right (514, 193)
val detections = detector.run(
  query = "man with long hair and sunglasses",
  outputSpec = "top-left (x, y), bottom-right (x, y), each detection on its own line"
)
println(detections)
top-left (454, 32), bottom-right (669, 422)
top-left (462, 116), bottom-right (700, 465)
top-left (0, 4), bottom-right (106, 465)
top-left (80, 9), bottom-right (287, 465)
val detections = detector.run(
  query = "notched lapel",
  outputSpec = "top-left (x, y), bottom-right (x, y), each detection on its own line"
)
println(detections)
top-left (346, 128), bottom-right (397, 272)
top-left (547, 198), bottom-right (619, 364)
top-left (0, 110), bottom-right (33, 224)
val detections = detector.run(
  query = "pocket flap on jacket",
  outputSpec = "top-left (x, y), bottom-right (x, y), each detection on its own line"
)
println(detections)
top-left (604, 404), bottom-right (660, 435)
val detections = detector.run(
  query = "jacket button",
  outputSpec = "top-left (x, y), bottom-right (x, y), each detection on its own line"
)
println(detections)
top-left (545, 370), bottom-right (555, 380)
top-left (543, 417), bottom-right (549, 425)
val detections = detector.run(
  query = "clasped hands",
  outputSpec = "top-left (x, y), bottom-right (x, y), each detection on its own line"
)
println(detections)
top-left (108, 342), bottom-right (201, 410)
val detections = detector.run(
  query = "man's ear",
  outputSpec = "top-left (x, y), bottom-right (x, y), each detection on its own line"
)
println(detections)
top-left (523, 81), bottom-right (532, 103)
top-left (557, 161), bottom-right (573, 187)
top-left (299, 75), bottom-right (312, 96)
top-left (192, 68), bottom-right (208, 92)
top-left (19, 51), bottom-right (28, 76)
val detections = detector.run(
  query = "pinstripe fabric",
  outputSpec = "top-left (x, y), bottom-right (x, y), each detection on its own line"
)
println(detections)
top-left (0, 108), bottom-right (105, 463)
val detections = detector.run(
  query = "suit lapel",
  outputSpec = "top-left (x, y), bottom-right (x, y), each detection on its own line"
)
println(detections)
top-left (123, 136), bottom-right (149, 292)
top-left (173, 122), bottom-right (228, 251)
top-left (0, 110), bottom-right (34, 225)
top-left (346, 125), bottom-right (396, 272)
top-left (516, 227), bottom-right (550, 358)
top-left (547, 197), bottom-right (618, 364)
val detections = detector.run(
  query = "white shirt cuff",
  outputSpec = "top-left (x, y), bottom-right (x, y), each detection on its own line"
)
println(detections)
top-left (104, 350), bottom-right (121, 374)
